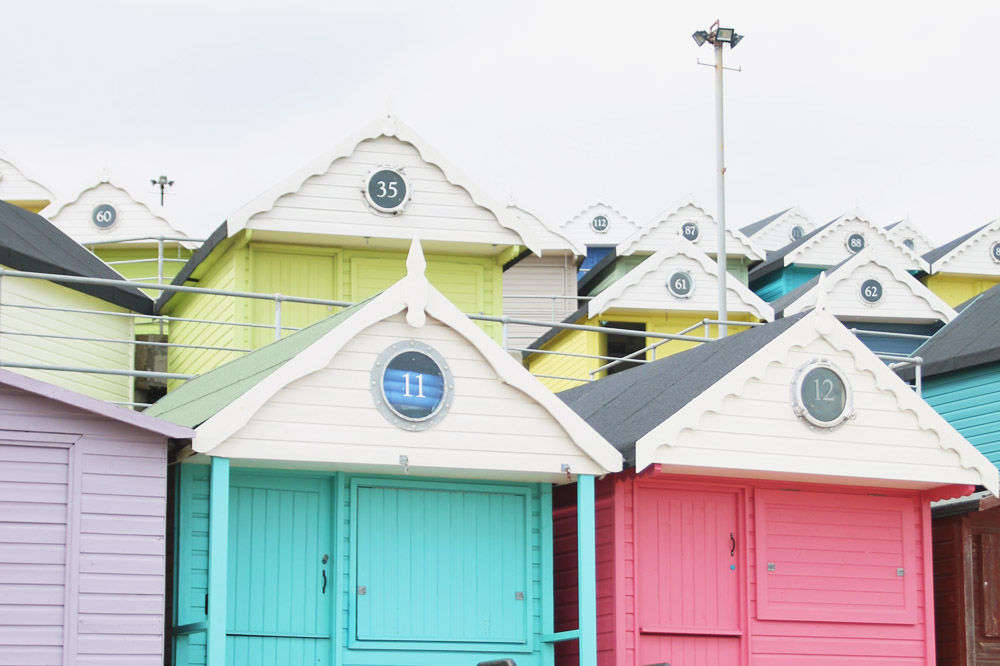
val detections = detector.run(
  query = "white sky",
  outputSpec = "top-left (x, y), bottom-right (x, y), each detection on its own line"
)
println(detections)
top-left (3, 1), bottom-right (998, 245)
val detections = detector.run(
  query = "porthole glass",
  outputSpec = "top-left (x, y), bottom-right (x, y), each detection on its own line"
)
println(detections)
top-left (845, 233), bottom-right (865, 254)
top-left (90, 203), bottom-right (118, 230)
top-left (591, 215), bottom-right (609, 233)
top-left (680, 221), bottom-right (700, 243)
top-left (991, 242), bottom-right (1000, 264)
top-left (666, 270), bottom-right (694, 299)
top-left (792, 360), bottom-right (853, 428)
top-left (860, 278), bottom-right (883, 304)
top-left (902, 238), bottom-right (915, 251)
top-left (363, 167), bottom-right (410, 215)
top-left (790, 225), bottom-right (805, 241)
top-left (372, 341), bottom-right (453, 430)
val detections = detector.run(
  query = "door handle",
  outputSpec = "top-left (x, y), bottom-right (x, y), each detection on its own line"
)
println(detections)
top-left (730, 532), bottom-right (736, 557)
top-left (322, 570), bottom-right (327, 594)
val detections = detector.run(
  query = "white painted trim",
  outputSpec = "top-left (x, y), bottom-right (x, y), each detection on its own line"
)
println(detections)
top-left (780, 246), bottom-right (957, 322)
top-left (615, 193), bottom-right (766, 261)
top-left (784, 209), bottom-right (931, 272)
top-left (587, 239), bottom-right (774, 320)
top-left (743, 205), bottom-right (815, 240)
top-left (929, 218), bottom-right (1000, 274)
top-left (193, 240), bottom-right (622, 475)
top-left (0, 148), bottom-right (55, 201)
top-left (223, 114), bottom-right (542, 254)
top-left (884, 218), bottom-right (935, 251)
top-left (508, 203), bottom-right (587, 256)
top-left (633, 307), bottom-right (998, 495)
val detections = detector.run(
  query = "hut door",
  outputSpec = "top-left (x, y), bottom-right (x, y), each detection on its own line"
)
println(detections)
top-left (227, 473), bottom-right (331, 664)
top-left (636, 486), bottom-right (741, 665)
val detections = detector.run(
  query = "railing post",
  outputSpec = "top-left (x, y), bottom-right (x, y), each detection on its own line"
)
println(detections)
top-left (157, 237), bottom-right (165, 285)
top-left (551, 295), bottom-right (556, 322)
top-left (502, 315), bottom-right (509, 351)
top-left (274, 293), bottom-right (283, 342)
top-left (915, 361), bottom-right (922, 396)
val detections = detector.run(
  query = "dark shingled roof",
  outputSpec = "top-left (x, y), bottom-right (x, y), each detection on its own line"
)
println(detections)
top-left (922, 223), bottom-right (988, 267)
top-left (557, 313), bottom-right (806, 466)
top-left (747, 218), bottom-right (837, 282)
top-left (154, 220), bottom-right (228, 311)
top-left (0, 199), bottom-right (153, 313)
top-left (740, 208), bottom-right (791, 238)
top-left (902, 282), bottom-right (1000, 379)
top-left (884, 220), bottom-right (903, 231)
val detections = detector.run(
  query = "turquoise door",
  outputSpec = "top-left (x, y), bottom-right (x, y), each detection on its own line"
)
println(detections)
top-left (227, 473), bottom-right (331, 665)
top-left (353, 481), bottom-right (529, 649)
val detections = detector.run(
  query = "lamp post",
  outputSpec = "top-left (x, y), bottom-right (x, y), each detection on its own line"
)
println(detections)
top-left (151, 175), bottom-right (174, 206)
top-left (693, 21), bottom-right (743, 338)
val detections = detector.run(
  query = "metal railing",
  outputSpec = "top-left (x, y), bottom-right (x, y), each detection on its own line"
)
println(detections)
top-left (0, 268), bottom-right (929, 403)
top-left (84, 235), bottom-right (207, 286)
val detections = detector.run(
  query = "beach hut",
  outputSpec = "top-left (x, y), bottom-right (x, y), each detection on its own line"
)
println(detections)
top-left (0, 148), bottom-right (54, 213)
top-left (739, 206), bottom-right (817, 253)
top-left (884, 219), bottom-right (936, 257)
top-left (554, 304), bottom-right (996, 666)
top-left (146, 241), bottom-right (622, 666)
top-left (0, 369), bottom-right (192, 666)
top-left (920, 219), bottom-right (1000, 307)
top-left (558, 203), bottom-right (641, 280)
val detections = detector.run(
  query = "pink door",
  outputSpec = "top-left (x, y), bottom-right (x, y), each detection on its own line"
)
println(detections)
top-left (635, 486), bottom-right (741, 666)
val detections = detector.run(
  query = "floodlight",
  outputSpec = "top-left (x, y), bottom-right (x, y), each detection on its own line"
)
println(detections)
top-left (730, 32), bottom-right (744, 48)
top-left (715, 27), bottom-right (735, 43)
top-left (692, 30), bottom-right (710, 46)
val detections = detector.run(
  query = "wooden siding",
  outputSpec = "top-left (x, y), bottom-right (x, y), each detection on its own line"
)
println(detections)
top-left (748, 210), bottom-right (816, 253)
top-left (166, 251), bottom-right (239, 392)
top-left (0, 386), bottom-right (169, 666)
top-left (922, 363), bottom-right (1000, 468)
top-left (526, 328), bottom-right (593, 392)
top-left (792, 218), bottom-right (919, 270)
top-left (584, 256), bottom-right (643, 298)
top-left (0, 157), bottom-right (52, 208)
top-left (210, 312), bottom-right (603, 476)
top-left (932, 515), bottom-right (965, 666)
top-left (811, 261), bottom-right (950, 324)
top-left (664, 335), bottom-right (985, 487)
top-left (560, 204), bottom-right (640, 247)
top-left (923, 274), bottom-right (1000, 308)
top-left (623, 204), bottom-right (754, 259)
top-left (503, 254), bottom-right (577, 349)
top-left (751, 266), bottom-right (824, 302)
top-left (172, 464), bottom-right (209, 666)
top-left (932, 230), bottom-right (1000, 278)
top-left (246, 137), bottom-right (522, 247)
top-left (0, 270), bottom-right (133, 403)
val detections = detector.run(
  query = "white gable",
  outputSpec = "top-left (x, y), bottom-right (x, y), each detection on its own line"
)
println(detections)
top-left (781, 248), bottom-right (956, 324)
top-left (40, 179), bottom-right (194, 247)
top-left (634, 308), bottom-right (997, 495)
top-left (588, 241), bottom-right (773, 320)
top-left (884, 219), bottom-right (935, 257)
top-left (508, 204), bottom-right (585, 255)
top-left (744, 207), bottom-right (817, 253)
top-left (786, 211), bottom-right (929, 272)
top-left (617, 196), bottom-right (764, 261)
top-left (195, 242), bottom-right (621, 482)
top-left (560, 202), bottom-right (641, 247)
top-left (226, 115), bottom-right (539, 255)
top-left (0, 150), bottom-right (53, 204)
top-left (929, 219), bottom-right (1000, 276)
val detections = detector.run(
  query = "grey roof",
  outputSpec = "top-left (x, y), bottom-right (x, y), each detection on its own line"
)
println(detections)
top-left (739, 208), bottom-right (791, 238)
top-left (884, 220), bottom-right (903, 231)
top-left (557, 313), bottom-right (805, 465)
top-left (0, 200), bottom-right (153, 313)
top-left (748, 218), bottom-right (837, 282)
top-left (922, 223), bottom-right (988, 266)
top-left (154, 220), bottom-right (228, 311)
top-left (903, 282), bottom-right (1000, 379)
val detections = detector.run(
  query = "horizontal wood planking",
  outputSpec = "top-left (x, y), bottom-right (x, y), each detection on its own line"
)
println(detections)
top-left (0, 158), bottom-right (51, 203)
top-left (792, 219), bottom-right (918, 271)
top-left (0, 271), bottom-right (133, 402)
top-left (922, 364), bottom-right (1000, 467)
top-left (922, 274), bottom-right (1000, 308)
top-left (503, 255), bottom-right (578, 347)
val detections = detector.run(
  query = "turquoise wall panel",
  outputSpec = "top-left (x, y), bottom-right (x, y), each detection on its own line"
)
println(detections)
top-left (174, 464), bottom-right (210, 666)
top-left (922, 363), bottom-right (1000, 466)
top-left (752, 266), bottom-right (823, 302)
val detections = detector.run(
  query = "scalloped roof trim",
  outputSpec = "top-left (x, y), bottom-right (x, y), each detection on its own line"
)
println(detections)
top-left (0, 148), bottom-right (55, 200)
top-left (784, 209), bottom-right (929, 272)
top-left (930, 218), bottom-right (1000, 274)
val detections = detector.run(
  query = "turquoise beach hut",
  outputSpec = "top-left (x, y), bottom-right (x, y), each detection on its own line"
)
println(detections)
top-left (148, 241), bottom-right (622, 666)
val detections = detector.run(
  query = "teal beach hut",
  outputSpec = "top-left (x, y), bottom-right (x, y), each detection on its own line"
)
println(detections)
top-left (148, 241), bottom-right (622, 666)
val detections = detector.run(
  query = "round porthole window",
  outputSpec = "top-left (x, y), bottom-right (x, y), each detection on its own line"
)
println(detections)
top-left (372, 341), bottom-right (453, 430)
top-left (363, 166), bottom-right (410, 215)
top-left (845, 233), bottom-right (865, 254)
top-left (790, 225), bottom-right (805, 241)
top-left (591, 215), bottom-right (609, 233)
top-left (991, 242), bottom-right (1000, 264)
top-left (902, 238), bottom-right (915, 251)
top-left (680, 221), bottom-right (700, 243)
top-left (859, 278), bottom-right (884, 305)
top-left (90, 203), bottom-right (118, 230)
top-left (791, 360), bottom-right (853, 428)
top-left (666, 270), bottom-right (694, 299)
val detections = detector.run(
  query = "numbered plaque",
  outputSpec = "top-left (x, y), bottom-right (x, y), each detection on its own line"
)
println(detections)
top-left (363, 166), bottom-right (410, 215)
top-left (902, 238), bottom-right (915, 251)
top-left (860, 278), bottom-right (884, 304)
top-left (90, 203), bottom-right (118, 230)
top-left (680, 221), bottom-right (700, 243)
top-left (591, 215), bottom-right (609, 233)
top-left (372, 341), bottom-right (453, 430)
top-left (667, 270), bottom-right (694, 299)
top-left (790, 225), bottom-right (805, 241)
top-left (991, 242), bottom-right (1000, 264)
top-left (845, 233), bottom-right (866, 254)
top-left (792, 360), bottom-right (852, 428)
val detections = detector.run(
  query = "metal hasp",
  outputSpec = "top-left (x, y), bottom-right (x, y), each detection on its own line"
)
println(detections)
top-left (767, 562), bottom-right (776, 571)
top-left (897, 568), bottom-right (905, 577)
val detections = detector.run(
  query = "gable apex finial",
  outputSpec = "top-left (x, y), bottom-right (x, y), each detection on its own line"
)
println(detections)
top-left (404, 238), bottom-right (429, 328)
top-left (381, 112), bottom-right (397, 137)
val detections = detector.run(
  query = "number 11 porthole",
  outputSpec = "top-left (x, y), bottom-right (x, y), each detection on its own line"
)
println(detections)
top-left (791, 359), bottom-right (853, 428)
top-left (372, 341), bottom-right (453, 430)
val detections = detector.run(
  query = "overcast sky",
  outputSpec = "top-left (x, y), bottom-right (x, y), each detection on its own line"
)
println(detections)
top-left (3, 1), bottom-right (998, 245)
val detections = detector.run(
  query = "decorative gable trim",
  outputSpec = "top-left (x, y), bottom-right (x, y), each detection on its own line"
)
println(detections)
top-left (930, 218), bottom-right (1000, 274)
top-left (784, 210), bottom-right (930, 272)
top-left (587, 239), bottom-right (774, 320)
top-left (633, 308), bottom-right (998, 494)
top-left (193, 240), bottom-right (622, 475)
top-left (223, 114), bottom-right (541, 254)
top-left (0, 149), bottom-right (55, 203)
top-left (508, 203), bottom-right (586, 256)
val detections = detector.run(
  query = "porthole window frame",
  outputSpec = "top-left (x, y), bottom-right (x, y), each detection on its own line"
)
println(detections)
top-left (371, 340), bottom-right (453, 431)
top-left (90, 202), bottom-right (120, 231)
top-left (858, 276), bottom-right (885, 306)
top-left (790, 359), bottom-right (854, 429)
top-left (789, 224), bottom-right (806, 242)
top-left (666, 270), bottom-right (695, 299)
top-left (679, 221), bottom-right (701, 243)
top-left (844, 232), bottom-right (866, 254)
top-left (990, 241), bottom-right (1000, 265)
top-left (591, 215), bottom-right (610, 234)
top-left (362, 165), bottom-right (412, 216)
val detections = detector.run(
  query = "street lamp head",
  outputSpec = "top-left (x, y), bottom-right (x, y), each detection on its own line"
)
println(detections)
top-left (692, 30), bottom-right (710, 46)
top-left (714, 27), bottom-right (736, 43)
top-left (730, 32), bottom-right (744, 48)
